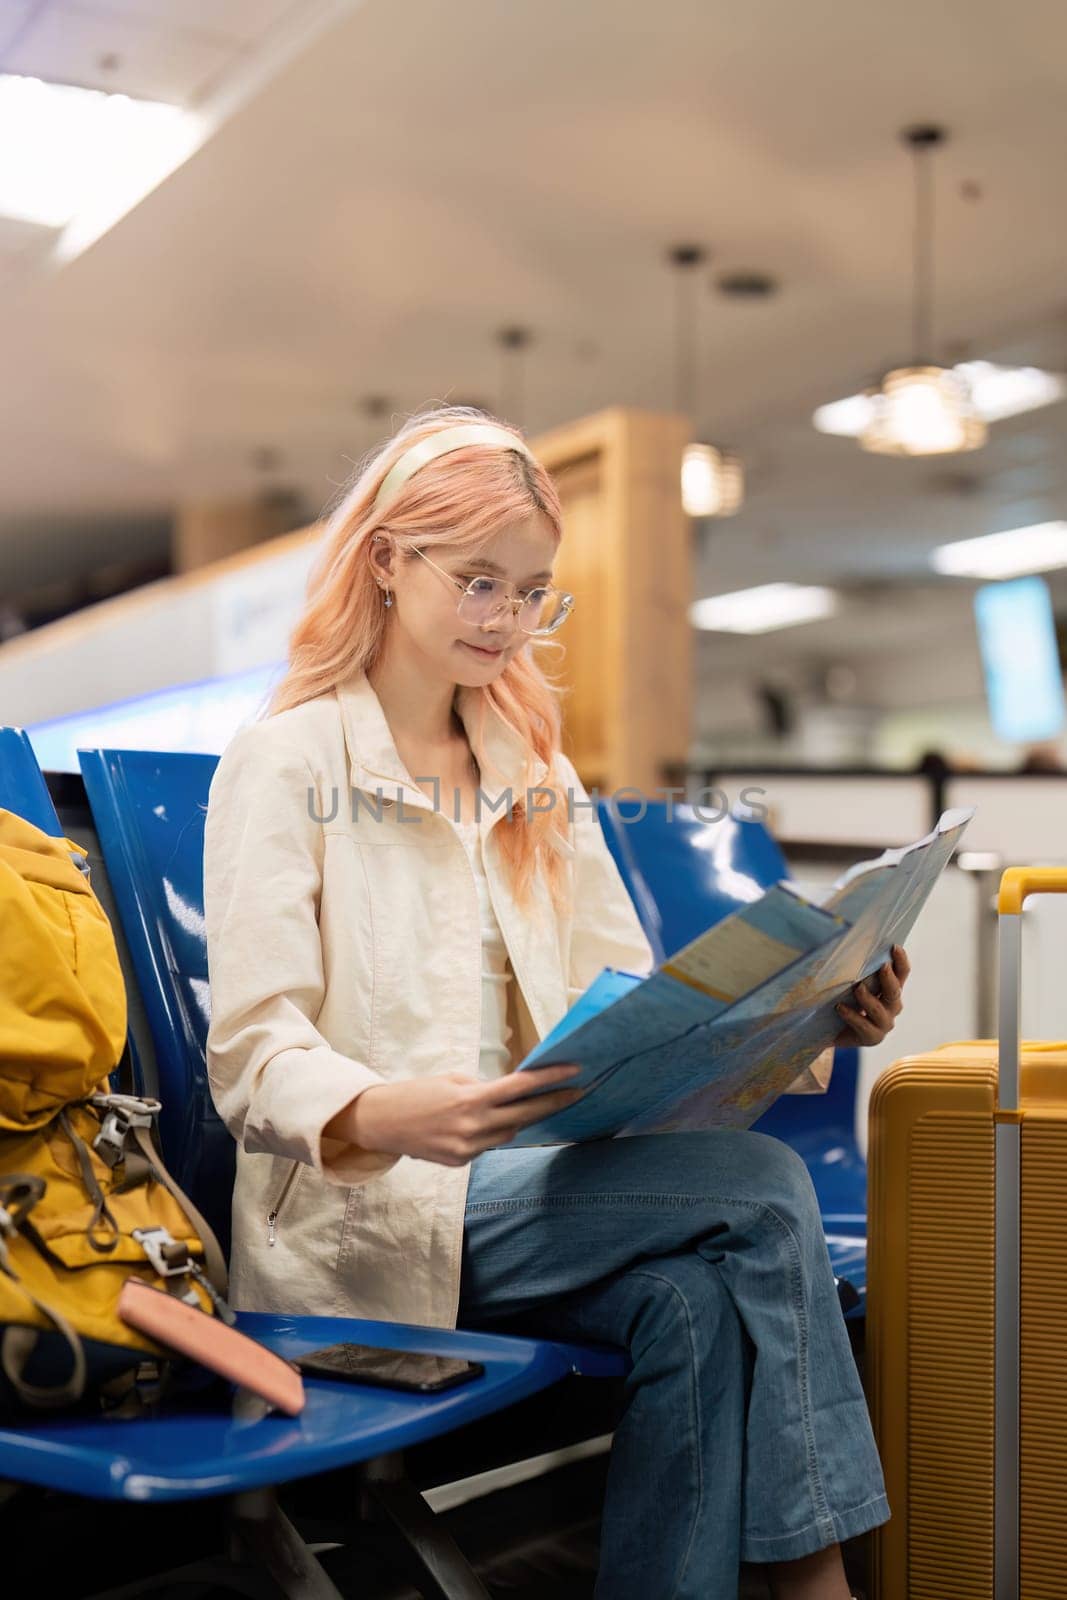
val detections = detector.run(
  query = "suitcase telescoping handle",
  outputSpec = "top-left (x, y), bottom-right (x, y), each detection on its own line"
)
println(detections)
top-left (994, 866), bottom-right (1067, 1600)
top-left (997, 866), bottom-right (1067, 1110)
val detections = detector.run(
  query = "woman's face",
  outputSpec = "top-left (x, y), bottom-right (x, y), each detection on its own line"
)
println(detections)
top-left (378, 511), bottom-right (558, 685)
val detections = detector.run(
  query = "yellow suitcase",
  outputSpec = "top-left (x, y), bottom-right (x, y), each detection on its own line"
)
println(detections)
top-left (868, 868), bottom-right (1067, 1600)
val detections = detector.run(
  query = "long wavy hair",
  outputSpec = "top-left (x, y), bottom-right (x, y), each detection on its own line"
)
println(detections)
top-left (265, 404), bottom-right (572, 914)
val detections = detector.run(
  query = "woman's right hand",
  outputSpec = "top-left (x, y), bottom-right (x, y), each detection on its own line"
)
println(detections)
top-left (326, 1064), bottom-right (586, 1167)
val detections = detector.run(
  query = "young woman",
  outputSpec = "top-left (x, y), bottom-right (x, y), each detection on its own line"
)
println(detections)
top-left (203, 405), bottom-right (909, 1600)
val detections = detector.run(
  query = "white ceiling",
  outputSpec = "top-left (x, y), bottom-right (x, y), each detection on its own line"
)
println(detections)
top-left (0, 1), bottom-right (316, 100)
top-left (2, 0), bottom-right (1067, 680)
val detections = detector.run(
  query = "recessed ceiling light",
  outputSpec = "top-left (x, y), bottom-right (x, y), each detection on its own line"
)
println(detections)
top-left (931, 521), bottom-right (1067, 580)
top-left (690, 583), bottom-right (840, 634)
top-left (716, 272), bottom-right (779, 300)
top-left (814, 362), bottom-right (1066, 436)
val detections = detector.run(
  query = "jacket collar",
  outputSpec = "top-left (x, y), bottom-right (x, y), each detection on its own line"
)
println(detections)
top-left (336, 669), bottom-right (572, 853)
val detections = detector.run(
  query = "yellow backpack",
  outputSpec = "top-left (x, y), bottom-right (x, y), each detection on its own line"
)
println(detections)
top-left (0, 808), bottom-right (229, 1412)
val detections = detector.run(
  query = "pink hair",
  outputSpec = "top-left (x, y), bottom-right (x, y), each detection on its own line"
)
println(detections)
top-left (265, 404), bottom-right (572, 913)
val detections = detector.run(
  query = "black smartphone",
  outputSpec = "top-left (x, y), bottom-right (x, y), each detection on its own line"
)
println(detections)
top-left (293, 1341), bottom-right (484, 1394)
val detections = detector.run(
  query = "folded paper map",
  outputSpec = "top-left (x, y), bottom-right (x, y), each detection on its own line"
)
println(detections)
top-left (506, 806), bottom-right (974, 1146)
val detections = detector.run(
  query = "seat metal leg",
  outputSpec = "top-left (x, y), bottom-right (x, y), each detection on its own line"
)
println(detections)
top-left (358, 1453), bottom-right (491, 1600)
top-left (230, 1488), bottom-right (345, 1600)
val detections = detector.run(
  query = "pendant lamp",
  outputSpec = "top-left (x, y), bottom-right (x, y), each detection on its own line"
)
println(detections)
top-left (861, 126), bottom-right (986, 457)
top-left (669, 245), bottom-right (745, 516)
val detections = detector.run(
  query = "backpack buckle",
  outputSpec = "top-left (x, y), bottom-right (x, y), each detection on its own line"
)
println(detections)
top-left (90, 1094), bottom-right (162, 1168)
top-left (132, 1225), bottom-right (191, 1278)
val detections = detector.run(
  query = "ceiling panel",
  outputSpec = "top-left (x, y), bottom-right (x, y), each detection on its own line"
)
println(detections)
top-left (70, 1), bottom-right (311, 46)
top-left (3, 3), bottom-right (239, 102)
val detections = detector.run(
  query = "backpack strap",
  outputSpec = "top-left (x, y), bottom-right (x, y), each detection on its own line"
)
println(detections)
top-left (87, 1094), bottom-right (230, 1302)
top-left (58, 1108), bottom-right (121, 1252)
top-left (0, 1176), bottom-right (86, 1407)
top-left (128, 1123), bottom-right (230, 1304)
top-left (0, 1303), bottom-right (86, 1409)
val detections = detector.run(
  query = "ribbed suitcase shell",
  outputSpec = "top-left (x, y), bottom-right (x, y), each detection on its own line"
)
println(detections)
top-left (868, 1040), bottom-right (1067, 1599)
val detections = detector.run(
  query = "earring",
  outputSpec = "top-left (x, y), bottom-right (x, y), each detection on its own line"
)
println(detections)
top-left (378, 581), bottom-right (393, 608)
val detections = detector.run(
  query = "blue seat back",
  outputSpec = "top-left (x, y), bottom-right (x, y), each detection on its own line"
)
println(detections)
top-left (597, 798), bottom-right (790, 963)
top-left (78, 749), bottom-right (233, 1255)
top-left (0, 727), bottom-right (63, 834)
top-left (597, 798), bottom-right (862, 1210)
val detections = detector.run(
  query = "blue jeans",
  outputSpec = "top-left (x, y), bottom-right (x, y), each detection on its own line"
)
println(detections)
top-left (459, 1130), bottom-right (889, 1599)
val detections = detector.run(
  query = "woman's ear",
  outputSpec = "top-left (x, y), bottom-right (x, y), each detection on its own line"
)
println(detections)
top-left (369, 534), bottom-right (394, 583)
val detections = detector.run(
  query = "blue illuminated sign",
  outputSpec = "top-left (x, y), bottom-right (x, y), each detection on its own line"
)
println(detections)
top-left (974, 576), bottom-right (1066, 743)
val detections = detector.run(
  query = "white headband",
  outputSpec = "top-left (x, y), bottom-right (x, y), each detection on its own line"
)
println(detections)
top-left (372, 423), bottom-right (537, 515)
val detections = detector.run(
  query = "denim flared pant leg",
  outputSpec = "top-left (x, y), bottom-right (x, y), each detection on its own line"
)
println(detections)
top-left (458, 1129), bottom-right (890, 1600)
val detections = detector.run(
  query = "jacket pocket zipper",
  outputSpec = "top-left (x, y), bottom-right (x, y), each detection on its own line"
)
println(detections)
top-left (266, 1161), bottom-right (302, 1246)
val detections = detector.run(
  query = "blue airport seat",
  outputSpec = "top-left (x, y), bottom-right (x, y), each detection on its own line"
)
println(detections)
top-left (0, 726), bottom-right (64, 834)
top-left (0, 1312), bottom-right (623, 1502)
top-left (598, 796), bottom-right (868, 1311)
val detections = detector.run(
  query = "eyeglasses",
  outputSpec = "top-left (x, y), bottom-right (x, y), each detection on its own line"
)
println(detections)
top-left (412, 547), bottom-right (574, 636)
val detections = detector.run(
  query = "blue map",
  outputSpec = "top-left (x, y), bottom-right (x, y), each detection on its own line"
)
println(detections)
top-left (506, 807), bottom-right (974, 1146)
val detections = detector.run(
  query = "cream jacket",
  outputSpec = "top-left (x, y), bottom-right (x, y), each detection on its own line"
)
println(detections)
top-left (203, 669), bottom-right (831, 1330)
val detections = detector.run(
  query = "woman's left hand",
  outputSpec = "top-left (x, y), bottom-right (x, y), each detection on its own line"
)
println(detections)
top-left (833, 944), bottom-right (911, 1048)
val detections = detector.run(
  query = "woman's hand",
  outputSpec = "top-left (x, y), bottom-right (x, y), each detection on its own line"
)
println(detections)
top-left (326, 1063), bottom-right (586, 1168)
top-left (833, 944), bottom-right (911, 1048)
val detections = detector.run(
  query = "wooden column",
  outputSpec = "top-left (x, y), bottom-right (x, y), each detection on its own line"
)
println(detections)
top-left (173, 497), bottom-right (295, 575)
top-left (531, 406), bottom-right (692, 796)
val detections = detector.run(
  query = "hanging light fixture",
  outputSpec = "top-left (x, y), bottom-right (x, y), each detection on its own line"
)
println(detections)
top-left (669, 245), bottom-right (745, 516)
top-left (680, 443), bottom-right (744, 517)
top-left (861, 125), bottom-right (986, 457)
top-left (496, 325), bottom-right (532, 427)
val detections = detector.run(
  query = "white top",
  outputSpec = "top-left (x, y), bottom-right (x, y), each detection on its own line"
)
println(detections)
top-left (453, 819), bottom-right (514, 1080)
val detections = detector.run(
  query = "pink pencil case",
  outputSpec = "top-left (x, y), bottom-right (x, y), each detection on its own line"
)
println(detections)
top-left (117, 1277), bottom-right (305, 1416)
